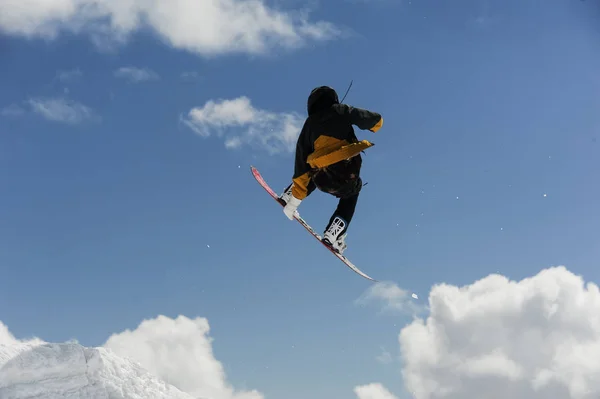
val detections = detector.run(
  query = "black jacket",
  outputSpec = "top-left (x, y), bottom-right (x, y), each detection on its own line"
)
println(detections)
top-left (291, 86), bottom-right (383, 200)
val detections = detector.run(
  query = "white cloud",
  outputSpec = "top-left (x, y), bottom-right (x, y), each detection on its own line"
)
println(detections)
top-left (28, 97), bottom-right (97, 124)
top-left (0, 0), bottom-right (340, 56)
top-left (182, 96), bottom-right (303, 154)
top-left (114, 66), bottom-right (159, 82)
top-left (1, 314), bottom-right (263, 399)
top-left (355, 281), bottom-right (424, 315)
top-left (354, 383), bottom-right (399, 399)
top-left (103, 315), bottom-right (263, 399)
top-left (396, 266), bottom-right (600, 399)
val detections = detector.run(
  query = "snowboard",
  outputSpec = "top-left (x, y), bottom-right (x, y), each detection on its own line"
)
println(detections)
top-left (250, 165), bottom-right (377, 282)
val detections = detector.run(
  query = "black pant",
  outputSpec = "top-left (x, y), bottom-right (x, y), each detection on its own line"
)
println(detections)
top-left (324, 192), bottom-right (359, 234)
top-left (289, 155), bottom-right (362, 234)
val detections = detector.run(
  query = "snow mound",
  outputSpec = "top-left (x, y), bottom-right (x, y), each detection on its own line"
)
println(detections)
top-left (0, 341), bottom-right (195, 399)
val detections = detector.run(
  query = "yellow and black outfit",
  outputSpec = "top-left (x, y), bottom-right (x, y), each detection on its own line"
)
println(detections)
top-left (282, 86), bottom-right (383, 235)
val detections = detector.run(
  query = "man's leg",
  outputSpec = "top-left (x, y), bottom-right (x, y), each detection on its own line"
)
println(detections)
top-left (321, 194), bottom-right (356, 254)
top-left (322, 191), bottom-right (360, 254)
top-left (326, 192), bottom-right (359, 234)
top-left (327, 154), bottom-right (362, 230)
top-left (278, 183), bottom-right (293, 206)
top-left (321, 156), bottom-right (362, 253)
top-left (278, 180), bottom-right (316, 206)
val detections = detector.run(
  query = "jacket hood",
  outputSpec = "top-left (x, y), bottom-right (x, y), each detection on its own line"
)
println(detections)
top-left (307, 86), bottom-right (339, 116)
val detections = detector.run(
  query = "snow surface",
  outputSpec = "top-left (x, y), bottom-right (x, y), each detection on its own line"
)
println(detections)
top-left (0, 341), bottom-right (195, 399)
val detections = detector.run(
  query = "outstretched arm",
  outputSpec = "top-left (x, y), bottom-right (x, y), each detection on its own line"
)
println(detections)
top-left (347, 105), bottom-right (383, 132)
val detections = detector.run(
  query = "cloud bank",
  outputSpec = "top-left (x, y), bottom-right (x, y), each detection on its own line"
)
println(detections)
top-left (359, 266), bottom-right (600, 399)
top-left (0, 315), bottom-right (262, 399)
top-left (0, 0), bottom-right (340, 56)
top-left (5, 266), bottom-right (599, 399)
top-left (354, 383), bottom-right (399, 399)
top-left (104, 315), bottom-right (262, 399)
top-left (182, 96), bottom-right (303, 154)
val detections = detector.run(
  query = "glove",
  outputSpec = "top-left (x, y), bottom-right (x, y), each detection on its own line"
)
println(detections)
top-left (283, 195), bottom-right (302, 220)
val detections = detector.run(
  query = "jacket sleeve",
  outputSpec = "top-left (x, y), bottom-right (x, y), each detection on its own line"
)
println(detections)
top-left (347, 105), bottom-right (383, 132)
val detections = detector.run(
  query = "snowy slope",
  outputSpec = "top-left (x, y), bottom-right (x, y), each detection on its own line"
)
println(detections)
top-left (0, 341), bottom-right (196, 399)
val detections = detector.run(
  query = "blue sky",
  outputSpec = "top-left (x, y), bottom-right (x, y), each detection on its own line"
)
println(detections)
top-left (2, 1), bottom-right (600, 398)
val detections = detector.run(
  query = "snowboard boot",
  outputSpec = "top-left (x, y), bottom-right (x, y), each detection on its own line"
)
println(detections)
top-left (322, 216), bottom-right (348, 254)
top-left (278, 184), bottom-right (293, 206)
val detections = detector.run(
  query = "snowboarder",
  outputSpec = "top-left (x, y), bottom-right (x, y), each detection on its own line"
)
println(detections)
top-left (277, 85), bottom-right (383, 254)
